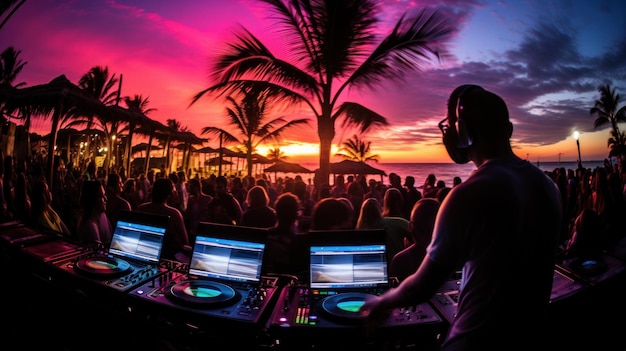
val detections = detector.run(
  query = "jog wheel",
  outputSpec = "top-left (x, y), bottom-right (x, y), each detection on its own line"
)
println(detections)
top-left (320, 292), bottom-right (374, 322)
top-left (73, 255), bottom-right (133, 278)
top-left (165, 280), bottom-right (241, 308)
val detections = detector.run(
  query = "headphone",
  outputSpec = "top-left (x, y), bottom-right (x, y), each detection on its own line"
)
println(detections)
top-left (451, 84), bottom-right (484, 149)
top-left (442, 84), bottom-right (484, 164)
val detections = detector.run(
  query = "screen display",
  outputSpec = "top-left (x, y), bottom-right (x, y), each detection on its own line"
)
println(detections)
top-left (189, 235), bottom-right (265, 283)
top-left (108, 220), bottom-right (167, 264)
top-left (309, 243), bottom-right (388, 289)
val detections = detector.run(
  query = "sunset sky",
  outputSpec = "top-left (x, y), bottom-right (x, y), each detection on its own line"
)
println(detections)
top-left (2, 0), bottom-right (626, 164)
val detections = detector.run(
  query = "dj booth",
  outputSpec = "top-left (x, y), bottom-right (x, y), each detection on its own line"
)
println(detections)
top-left (1, 218), bottom-right (625, 351)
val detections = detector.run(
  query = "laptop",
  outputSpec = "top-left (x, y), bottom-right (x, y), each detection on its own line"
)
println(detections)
top-left (72, 210), bottom-right (169, 278)
top-left (164, 222), bottom-right (271, 308)
top-left (188, 223), bottom-right (267, 285)
top-left (308, 229), bottom-right (389, 293)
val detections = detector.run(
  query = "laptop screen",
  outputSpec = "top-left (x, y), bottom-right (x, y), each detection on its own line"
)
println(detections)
top-left (189, 223), bottom-right (268, 284)
top-left (108, 211), bottom-right (169, 264)
top-left (308, 229), bottom-right (389, 290)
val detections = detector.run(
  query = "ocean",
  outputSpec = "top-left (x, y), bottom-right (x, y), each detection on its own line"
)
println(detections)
top-left (300, 160), bottom-right (607, 188)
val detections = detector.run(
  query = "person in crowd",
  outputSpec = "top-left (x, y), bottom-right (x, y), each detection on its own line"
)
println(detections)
top-left (138, 177), bottom-right (191, 263)
top-left (167, 172), bottom-right (182, 210)
top-left (336, 197), bottom-right (356, 229)
top-left (184, 177), bottom-right (212, 244)
top-left (355, 197), bottom-right (384, 230)
top-left (563, 208), bottom-right (605, 261)
top-left (30, 179), bottom-right (72, 238)
top-left (381, 187), bottom-right (411, 261)
top-left (77, 180), bottom-right (112, 248)
top-left (452, 176), bottom-right (462, 187)
top-left (388, 172), bottom-right (404, 195)
top-left (230, 176), bottom-right (247, 212)
top-left (121, 178), bottom-right (140, 210)
top-left (422, 173), bottom-right (438, 198)
top-left (137, 171), bottom-right (151, 204)
top-left (241, 185), bottom-right (277, 228)
top-left (360, 84), bottom-right (563, 350)
top-left (402, 175), bottom-right (422, 220)
top-left (436, 184), bottom-right (452, 203)
top-left (256, 178), bottom-right (278, 208)
top-left (176, 170), bottom-right (189, 212)
top-left (590, 166), bottom-right (621, 250)
top-left (345, 180), bottom-right (364, 228)
top-left (262, 192), bottom-right (307, 278)
top-left (330, 175), bottom-right (348, 198)
top-left (389, 198), bottom-right (440, 283)
top-left (12, 172), bottom-right (31, 222)
top-left (309, 197), bottom-right (353, 231)
top-left (207, 175), bottom-right (243, 225)
top-left (105, 173), bottom-right (132, 229)
top-left (83, 160), bottom-right (96, 181)
top-left (3, 154), bottom-right (15, 218)
top-left (364, 178), bottom-right (383, 204)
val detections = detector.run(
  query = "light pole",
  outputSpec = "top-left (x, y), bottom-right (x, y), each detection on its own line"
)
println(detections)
top-left (573, 131), bottom-right (583, 170)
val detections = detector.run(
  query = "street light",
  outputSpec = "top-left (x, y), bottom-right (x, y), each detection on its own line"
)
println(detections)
top-left (573, 131), bottom-right (583, 170)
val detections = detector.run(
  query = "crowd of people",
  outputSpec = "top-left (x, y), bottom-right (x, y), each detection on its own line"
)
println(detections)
top-left (1, 86), bottom-right (626, 350)
top-left (1, 150), bottom-right (624, 271)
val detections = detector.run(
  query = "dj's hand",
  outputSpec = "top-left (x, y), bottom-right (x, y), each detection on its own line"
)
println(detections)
top-left (359, 294), bottom-right (391, 333)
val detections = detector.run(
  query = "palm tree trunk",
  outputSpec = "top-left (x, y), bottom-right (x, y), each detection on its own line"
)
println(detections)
top-left (125, 121), bottom-right (135, 177)
top-left (47, 100), bottom-right (63, 188)
top-left (145, 131), bottom-right (154, 176)
top-left (317, 117), bottom-right (335, 187)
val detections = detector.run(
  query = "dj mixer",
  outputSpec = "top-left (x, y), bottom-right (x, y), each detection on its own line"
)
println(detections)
top-left (268, 284), bottom-right (445, 349)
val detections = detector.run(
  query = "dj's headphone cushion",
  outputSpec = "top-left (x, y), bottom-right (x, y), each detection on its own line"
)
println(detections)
top-left (453, 84), bottom-right (484, 148)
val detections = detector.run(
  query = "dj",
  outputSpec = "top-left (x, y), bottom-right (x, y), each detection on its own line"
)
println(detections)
top-left (359, 85), bottom-right (562, 350)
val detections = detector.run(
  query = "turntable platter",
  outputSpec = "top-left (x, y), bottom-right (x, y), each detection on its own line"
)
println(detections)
top-left (73, 255), bottom-right (133, 278)
top-left (321, 292), bottom-right (375, 321)
top-left (165, 280), bottom-right (240, 308)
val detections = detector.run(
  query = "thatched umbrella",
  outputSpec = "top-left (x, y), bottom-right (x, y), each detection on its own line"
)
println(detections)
top-left (321, 160), bottom-right (387, 182)
top-left (264, 160), bottom-right (313, 182)
top-left (132, 142), bottom-right (163, 156)
top-left (2, 75), bottom-right (111, 187)
top-left (265, 161), bottom-right (313, 174)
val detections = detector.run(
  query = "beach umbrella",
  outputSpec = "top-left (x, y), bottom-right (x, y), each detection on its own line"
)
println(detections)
top-left (265, 161), bottom-right (313, 174)
top-left (264, 161), bottom-right (314, 183)
top-left (324, 160), bottom-right (387, 182)
top-left (330, 160), bottom-right (386, 175)
top-left (132, 142), bottom-right (163, 155)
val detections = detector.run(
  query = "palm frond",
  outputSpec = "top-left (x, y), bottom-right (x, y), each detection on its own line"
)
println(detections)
top-left (335, 101), bottom-right (388, 133)
top-left (347, 8), bottom-right (453, 89)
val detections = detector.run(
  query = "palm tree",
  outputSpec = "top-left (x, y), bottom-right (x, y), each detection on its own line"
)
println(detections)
top-left (335, 134), bottom-right (380, 163)
top-left (590, 83), bottom-right (626, 164)
top-left (191, 0), bottom-right (454, 186)
top-left (158, 118), bottom-right (189, 173)
top-left (607, 129), bottom-right (626, 160)
top-left (122, 94), bottom-right (157, 175)
top-left (0, 46), bottom-right (27, 124)
top-left (201, 85), bottom-right (309, 177)
top-left (77, 65), bottom-right (120, 172)
top-left (267, 147), bottom-right (286, 162)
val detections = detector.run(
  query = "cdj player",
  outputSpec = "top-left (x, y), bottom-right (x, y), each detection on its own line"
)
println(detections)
top-left (126, 223), bottom-right (281, 345)
top-left (267, 229), bottom-right (445, 349)
top-left (52, 211), bottom-right (171, 301)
